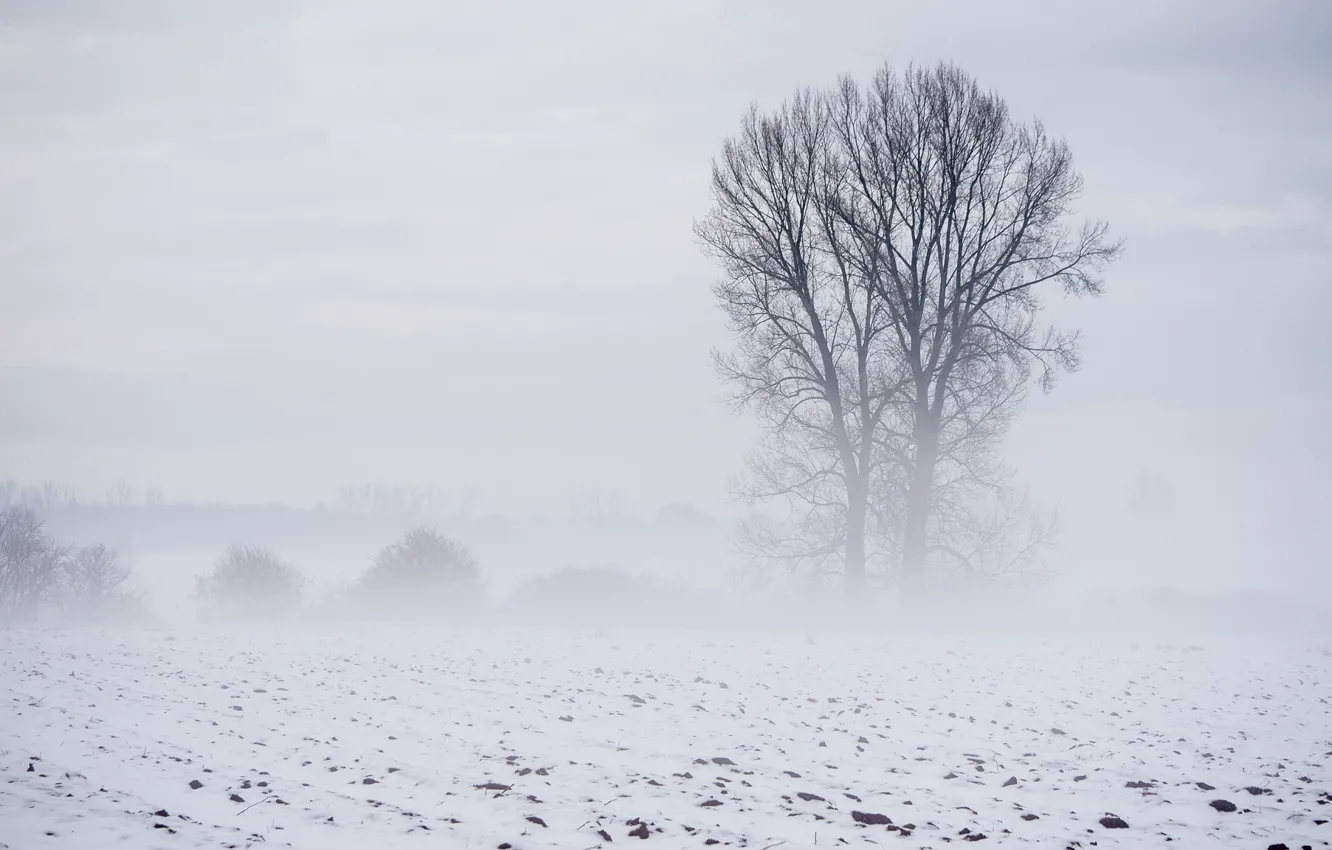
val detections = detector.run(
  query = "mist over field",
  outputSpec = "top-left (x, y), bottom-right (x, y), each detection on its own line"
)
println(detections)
top-left (2, 1), bottom-right (1330, 848)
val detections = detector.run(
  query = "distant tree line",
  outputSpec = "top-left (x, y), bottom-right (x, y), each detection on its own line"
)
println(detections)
top-left (0, 479), bottom-right (164, 511)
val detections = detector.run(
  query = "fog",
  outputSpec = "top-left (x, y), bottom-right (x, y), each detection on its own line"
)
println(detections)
top-left (2, 4), bottom-right (1331, 844)
top-left (2, 0), bottom-right (1329, 619)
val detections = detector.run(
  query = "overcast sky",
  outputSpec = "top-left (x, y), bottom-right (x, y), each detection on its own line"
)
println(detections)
top-left (2, 0), bottom-right (1329, 593)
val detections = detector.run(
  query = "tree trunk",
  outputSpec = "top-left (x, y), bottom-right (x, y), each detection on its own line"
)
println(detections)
top-left (844, 479), bottom-right (868, 595)
top-left (900, 430), bottom-right (938, 598)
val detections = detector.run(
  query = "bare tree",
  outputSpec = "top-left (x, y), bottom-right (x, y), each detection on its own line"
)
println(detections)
top-left (0, 507), bottom-right (143, 623)
top-left (0, 506), bottom-right (68, 621)
top-left (698, 93), bottom-right (906, 593)
top-left (106, 479), bottom-right (134, 507)
top-left (869, 319), bottom-right (1053, 583)
top-left (825, 63), bottom-right (1120, 594)
top-left (704, 62), bottom-right (1119, 595)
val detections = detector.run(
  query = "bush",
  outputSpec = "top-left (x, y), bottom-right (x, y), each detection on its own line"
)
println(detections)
top-left (502, 565), bottom-right (737, 628)
top-left (509, 565), bottom-right (645, 604)
top-left (355, 527), bottom-right (480, 617)
top-left (0, 506), bottom-right (67, 622)
top-left (504, 565), bottom-right (671, 626)
top-left (196, 545), bottom-right (305, 622)
top-left (61, 544), bottom-right (143, 623)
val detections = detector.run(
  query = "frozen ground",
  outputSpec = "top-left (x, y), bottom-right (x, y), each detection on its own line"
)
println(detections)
top-left (2, 626), bottom-right (1330, 849)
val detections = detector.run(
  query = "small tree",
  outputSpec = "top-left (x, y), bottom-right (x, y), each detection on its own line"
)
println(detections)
top-left (0, 506), bottom-right (68, 621)
top-left (196, 545), bottom-right (305, 622)
top-left (356, 527), bottom-right (480, 616)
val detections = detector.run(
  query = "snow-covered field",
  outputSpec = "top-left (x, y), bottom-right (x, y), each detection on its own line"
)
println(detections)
top-left (3, 626), bottom-right (1330, 849)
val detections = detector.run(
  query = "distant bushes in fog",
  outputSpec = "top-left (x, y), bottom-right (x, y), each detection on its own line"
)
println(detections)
top-left (187, 528), bottom-right (481, 624)
top-left (196, 545), bottom-right (306, 622)
top-left (351, 527), bottom-right (481, 618)
top-left (0, 506), bottom-right (143, 624)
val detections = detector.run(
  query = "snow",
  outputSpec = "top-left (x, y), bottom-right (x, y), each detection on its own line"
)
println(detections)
top-left (3, 625), bottom-right (1330, 849)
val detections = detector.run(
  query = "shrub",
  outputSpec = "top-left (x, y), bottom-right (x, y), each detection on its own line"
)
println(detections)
top-left (509, 565), bottom-right (645, 603)
top-left (356, 527), bottom-right (480, 616)
top-left (61, 543), bottom-right (143, 622)
top-left (196, 545), bottom-right (305, 622)
top-left (504, 564), bottom-right (662, 626)
top-left (0, 506), bottom-right (67, 622)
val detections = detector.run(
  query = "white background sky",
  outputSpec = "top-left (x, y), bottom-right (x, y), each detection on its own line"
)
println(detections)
top-left (2, 1), bottom-right (1329, 594)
